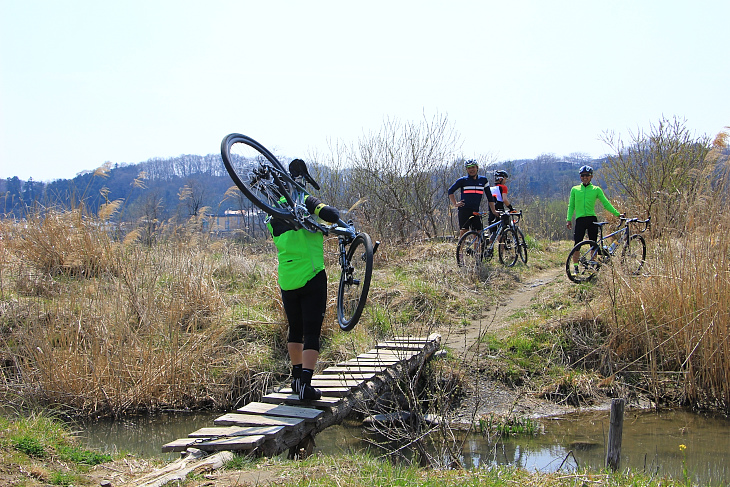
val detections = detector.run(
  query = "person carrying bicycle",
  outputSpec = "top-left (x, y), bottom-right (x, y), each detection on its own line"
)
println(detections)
top-left (566, 165), bottom-right (622, 272)
top-left (448, 159), bottom-right (497, 238)
top-left (489, 169), bottom-right (515, 225)
top-left (267, 159), bottom-right (340, 401)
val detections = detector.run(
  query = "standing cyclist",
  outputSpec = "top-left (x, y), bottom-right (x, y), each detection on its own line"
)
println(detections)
top-left (566, 165), bottom-right (622, 272)
top-left (448, 159), bottom-right (496, 238)
top-left (267, 159), bottom-right (340, 401)
top-left (489, 169), bottom-right (514, 224)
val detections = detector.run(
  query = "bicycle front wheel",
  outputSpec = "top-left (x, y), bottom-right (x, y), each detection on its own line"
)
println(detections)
top-left (621, 234), bottom-right (647, 276)
top-left (221, 133), bottom-right (293, 220)
top-left (498, 228), bottom-right (520, 267)
top-left (337, 233), bottom-right (374, 331)
top-left (456, 231), bottom-right (483, 271)
top-left (566, 240), bottom-right (608, 283)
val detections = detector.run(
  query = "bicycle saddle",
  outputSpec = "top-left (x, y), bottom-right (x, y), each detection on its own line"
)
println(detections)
top-left (289, 159), bottom-right (320, 190)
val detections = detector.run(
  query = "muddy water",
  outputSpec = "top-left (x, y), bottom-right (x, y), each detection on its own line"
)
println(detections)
top-left (77, 408), bottom-right (729, 485)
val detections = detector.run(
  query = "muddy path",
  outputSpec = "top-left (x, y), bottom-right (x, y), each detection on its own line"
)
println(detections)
top-left (440, 265), bottom-right (585, 423)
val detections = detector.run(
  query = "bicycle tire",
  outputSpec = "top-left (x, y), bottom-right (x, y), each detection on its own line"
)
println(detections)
top-left (566, 240), bottom-right (609, 283)
top-left (621, 234), bottom-right (647, 275)
top-left (220, 133), bottom-right (294, 221)
top-left (516, 227), bottom-right (528, 264)
top-left (456, 231), bottom-right (482, 270)
top-left (498, 228), bottom-right (520, 267)
top-left (337, 232), bottom-right (374, 331)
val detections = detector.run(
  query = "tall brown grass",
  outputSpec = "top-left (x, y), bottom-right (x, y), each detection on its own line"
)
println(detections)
top-left (596, 128), bottom-right (730, 411)
top-left (0, 206), bottom-right (286, 417)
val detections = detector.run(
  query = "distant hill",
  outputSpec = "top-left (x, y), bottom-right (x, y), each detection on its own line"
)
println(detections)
top-left (1, 152), bottom-right (606, 222)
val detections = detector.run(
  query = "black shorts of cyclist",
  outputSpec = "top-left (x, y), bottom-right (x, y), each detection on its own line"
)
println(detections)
top-left (573, 216), bottom-right (598, 244)
top-left (281, 269), bottom-right (326, 352)
top-left (458, 207), bottom-right (483, 231)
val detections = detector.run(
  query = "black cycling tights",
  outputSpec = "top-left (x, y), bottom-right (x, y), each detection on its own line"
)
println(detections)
top-left (281, 270), bottom-right (326, 352)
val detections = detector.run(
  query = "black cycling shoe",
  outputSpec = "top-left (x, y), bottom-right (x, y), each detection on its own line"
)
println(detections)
top-left (291, 378), bottom-right (301, 394)
top-left (299, 384), bottom-right (322, 401)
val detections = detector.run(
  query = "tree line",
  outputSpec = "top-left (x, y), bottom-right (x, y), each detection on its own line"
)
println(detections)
top-left (2, 115), bottom-right (725, 243)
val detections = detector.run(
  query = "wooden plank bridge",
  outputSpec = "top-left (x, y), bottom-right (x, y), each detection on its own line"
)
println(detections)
top-left (161, 334), bottom-right (442, 458)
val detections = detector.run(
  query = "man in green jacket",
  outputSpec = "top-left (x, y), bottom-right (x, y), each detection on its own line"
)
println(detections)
top-left (566, 165), bottom-right (622, 270)
top-left (267, 159), bottom-right (340, 401)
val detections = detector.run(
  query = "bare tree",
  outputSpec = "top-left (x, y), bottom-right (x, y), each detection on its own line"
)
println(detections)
top-left (347, 113), bottom-right (462, 242)
top-left (178, 178), bottom-right (209, 217)
top-left (601, 116), bottom-right (714, 236)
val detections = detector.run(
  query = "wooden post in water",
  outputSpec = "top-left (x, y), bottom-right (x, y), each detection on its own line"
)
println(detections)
top-left (605, 398), bottom-right (625, 472)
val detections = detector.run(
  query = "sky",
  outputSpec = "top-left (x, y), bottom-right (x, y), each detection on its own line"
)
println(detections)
top-left (1, 1), bottom-right (728, 182)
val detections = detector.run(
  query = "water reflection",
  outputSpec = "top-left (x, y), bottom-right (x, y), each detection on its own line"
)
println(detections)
top-left (77, 409), bottom-right (730, 485)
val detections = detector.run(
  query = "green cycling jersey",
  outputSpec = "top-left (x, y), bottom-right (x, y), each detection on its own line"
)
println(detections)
top-left (267, 194), bottom-right (339, 291)
top-left (566, 182), bottom-right (620, 221)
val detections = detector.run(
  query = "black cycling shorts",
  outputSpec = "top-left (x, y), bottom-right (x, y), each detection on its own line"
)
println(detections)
top-left (458, 207), bottom-right (483, 231)
top-left (281, 269), bottom-right (326, 352)
top-left (573, 216), bottom-right (598, 244)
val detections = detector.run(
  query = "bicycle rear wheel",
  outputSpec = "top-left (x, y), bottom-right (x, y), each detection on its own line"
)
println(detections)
top-left (516, 227), bottom-right (528, 264)
top-left (566, 240), bottom-right (608, 283)
top-left (498, 228), bottom-right (519, 267)
top-left (221, 133), bottom-right (293, 220)
top-left (456, 231), bottom-right (483, 271)
top-left (621, 234), bottom-right (647, 275)
top-left (337, 232), bottom-right (374, 331)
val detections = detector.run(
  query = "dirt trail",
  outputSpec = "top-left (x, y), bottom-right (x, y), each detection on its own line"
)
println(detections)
top-left (441, 265), bottom-right (579, 422)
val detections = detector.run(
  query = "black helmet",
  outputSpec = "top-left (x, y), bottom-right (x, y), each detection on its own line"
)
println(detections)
top-left (493, 169), bottom-right (508, 180)
top-left (464, 159), bottom-right (478, 168)
top-left (579, 165), bottom-right (594, 175)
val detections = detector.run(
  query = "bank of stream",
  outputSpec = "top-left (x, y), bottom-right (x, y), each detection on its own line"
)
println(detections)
top-left (75, 407), bottom-right (730, 486)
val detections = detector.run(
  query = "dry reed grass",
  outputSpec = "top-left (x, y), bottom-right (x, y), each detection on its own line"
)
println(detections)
top-left (593, 138), bottom-right (730, 411)
top-left (0, 208), bottom-right (288, 417)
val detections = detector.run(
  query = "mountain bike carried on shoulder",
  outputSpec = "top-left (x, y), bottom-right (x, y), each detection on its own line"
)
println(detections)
top-left (220, 133), bottom-right (377, 331)
top-left (456, 210), bottom-right (521, 270)
top-left (566, 216), bottom-right (650, 284)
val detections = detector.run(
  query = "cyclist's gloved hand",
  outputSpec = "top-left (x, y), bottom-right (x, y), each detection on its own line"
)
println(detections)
top-left (507, 204), bottom-right (514, 211)
top-left (304, 195), bottom-right (340, 223)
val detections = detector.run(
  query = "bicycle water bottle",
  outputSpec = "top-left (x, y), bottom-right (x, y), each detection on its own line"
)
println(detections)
top-left (608, 242), bottom-right (617, 254)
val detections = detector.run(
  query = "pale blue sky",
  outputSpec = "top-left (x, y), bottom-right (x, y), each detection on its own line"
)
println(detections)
top-left (1, 0), bottom-right (728, 181)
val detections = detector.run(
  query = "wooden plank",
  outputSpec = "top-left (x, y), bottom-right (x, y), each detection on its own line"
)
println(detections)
top-left (343, 356), bottom-right (400, 363)
top-left (320, 366), bottom-right (387, 375)
top-left (308, 378), bottom-right (365, 388)
top-left (188, 425), bottom-right (284, 439)
top-left (195, 434), bottom-right (266, 452)
top-left (358, 351), bottom-right (417, 360)
top-left (162, 438), bottom-right (202, 452)
top-left (313, 372), bottom-right (375, 380)
top-left (161, 434), bottom-right (265, 452)
top-left (375, 342), bottom-right (424, 351)
top-left (237, 402), bottom-right (323, 421)
top-left (214, 413), bottom-right (304, 428)
top-left (338, 359), bottom-right (399, 367)
top-left (278, 386), bottom-right (350, 397)
top-left (391, 336), bottom-right (433, 343)
top-left (261, 392), bottom-right (343, 406)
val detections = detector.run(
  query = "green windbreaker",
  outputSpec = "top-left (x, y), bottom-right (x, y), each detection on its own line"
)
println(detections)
top-left (566, 183), bottom-right (620, 221)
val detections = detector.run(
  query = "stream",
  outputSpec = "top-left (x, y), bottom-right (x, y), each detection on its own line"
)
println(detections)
top-left (74, 408), bottom-right (729, 486)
